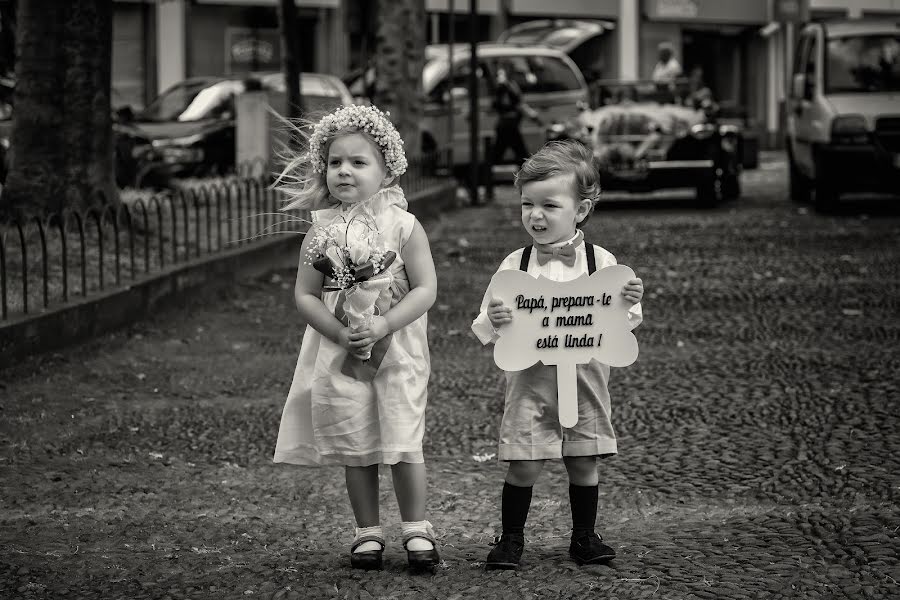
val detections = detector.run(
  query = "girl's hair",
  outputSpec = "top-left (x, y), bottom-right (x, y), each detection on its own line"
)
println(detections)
top-left (514, 140), bottom-right (601, 225)
top-left (274, 104), bottom-right (407, 212)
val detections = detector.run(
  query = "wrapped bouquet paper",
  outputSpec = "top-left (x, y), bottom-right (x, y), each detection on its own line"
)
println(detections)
top-left (307, 214), bottom-right (396, 362)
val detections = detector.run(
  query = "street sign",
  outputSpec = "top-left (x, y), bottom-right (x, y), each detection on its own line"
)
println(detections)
top-left (772, 0), bottom-right (809, 23)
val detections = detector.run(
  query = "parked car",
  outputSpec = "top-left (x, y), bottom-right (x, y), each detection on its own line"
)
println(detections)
top-left (114, 72), bottom-right (354, 188)
top-left (346, 44), bottom-right (589, 167)
top-left (554, 79), bottom-right (743, 206)
top-left (497, 19), bottom-right (615, 84)
top-left (787, 19), bottom-right (900, 210)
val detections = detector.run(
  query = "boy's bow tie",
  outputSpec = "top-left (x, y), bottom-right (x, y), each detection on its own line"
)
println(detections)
top-left (533, 231), bottom-right (583, 267)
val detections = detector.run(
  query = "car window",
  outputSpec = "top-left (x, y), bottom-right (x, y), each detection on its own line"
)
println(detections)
top-left (141, 80), bottom-right (242, 122)
top-left (525, 56), bottom-right (581, 93)
top-left (490, 56), bottom-right (535, 92)
top-left (826, 34), bottom-right (900, 93)
top-left (428, 59), bottom-right (489, 101)
top-left (177, 81), bottom-right (243, 121)
top-left (804, 32), bottom-right (819, 85)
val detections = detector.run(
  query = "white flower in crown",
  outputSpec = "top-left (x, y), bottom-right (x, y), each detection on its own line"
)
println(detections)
top-left (308, 104), bottom-right (408, 178)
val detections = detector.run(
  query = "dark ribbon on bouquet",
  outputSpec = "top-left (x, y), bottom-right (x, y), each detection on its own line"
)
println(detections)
top-left (333, 287), bottom-right (394, 382)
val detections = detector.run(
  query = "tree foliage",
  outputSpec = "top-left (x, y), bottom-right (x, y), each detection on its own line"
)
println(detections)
top-left (373, 0), bottom-right (425, 155)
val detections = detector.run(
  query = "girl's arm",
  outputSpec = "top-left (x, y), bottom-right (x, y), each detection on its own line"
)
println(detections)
top-left (354, 220), bottom-right (436, 346)
top-left (294, 231), bottom-right (366, 351)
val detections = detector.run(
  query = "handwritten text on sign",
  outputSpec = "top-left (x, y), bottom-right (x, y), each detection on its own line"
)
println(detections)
top-left (489, 266), bottom-right (640, 427)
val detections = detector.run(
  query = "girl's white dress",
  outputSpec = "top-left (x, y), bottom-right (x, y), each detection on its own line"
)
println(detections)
top-left (274, 187), bottom-right (430, 467)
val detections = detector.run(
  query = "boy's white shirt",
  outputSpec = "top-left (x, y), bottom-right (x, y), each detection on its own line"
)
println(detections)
top-left (471, 230), bottom-right (643, 345)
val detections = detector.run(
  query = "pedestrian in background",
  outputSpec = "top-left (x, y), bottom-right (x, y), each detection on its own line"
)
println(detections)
top-left (651, 41), bottom-right (683, 84)
top-left (272, 104), bottom-right (440, 572)
top-left (471, 140), bottom-right (644, 569)
top-left (491, 61), bottom-right (542, 168)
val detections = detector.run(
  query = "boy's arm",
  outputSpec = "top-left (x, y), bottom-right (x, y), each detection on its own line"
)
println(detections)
top-left (471, 252), bottom-right (520, 345)
top-left (627, 301), bottom-right (643, 331)
top-left (602, 248), bottom-right (644, 331)
top-left (472, 292), bottom-right (500, 345)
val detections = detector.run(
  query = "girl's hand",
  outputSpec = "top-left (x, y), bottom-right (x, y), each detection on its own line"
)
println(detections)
top-left (352, 315), bottom-right (391, 348)
top-left (622, 278), bottom-right (644, 304)
top-left (353, 342), bottom-right (375, 360)
top-left (336, 326), bottom-right (369, 351)
top-left (487, 298), bottom-right (512, 328)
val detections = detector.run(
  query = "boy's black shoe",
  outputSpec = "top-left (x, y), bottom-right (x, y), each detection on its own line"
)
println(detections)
top-left (485, 534), bottom-right (525, 570)
top-left (569, 532), bottom-right (615, 565)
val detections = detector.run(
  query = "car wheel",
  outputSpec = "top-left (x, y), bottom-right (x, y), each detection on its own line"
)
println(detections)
top-left (813, 179), bottom-right (839, 213)
top-left (696, 175), bottom-right (722, 208)
top-left (788, 153), bottom-right (811, 203)
top-left (722, 172), bottom-right (741, 200)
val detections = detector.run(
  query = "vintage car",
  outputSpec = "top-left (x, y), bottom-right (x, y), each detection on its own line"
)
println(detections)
top-left (550, 79), bottom-right (743, 205)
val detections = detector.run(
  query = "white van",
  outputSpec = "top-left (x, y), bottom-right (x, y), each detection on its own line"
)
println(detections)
top-left (347, 44), bottom-right (589, 166)
top-left (786, 20), bottom-right (900, 210)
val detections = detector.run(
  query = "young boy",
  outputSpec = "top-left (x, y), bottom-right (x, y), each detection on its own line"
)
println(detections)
top-left (471, 140), bottom-right (644, 569)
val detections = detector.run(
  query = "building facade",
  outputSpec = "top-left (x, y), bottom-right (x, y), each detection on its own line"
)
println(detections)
top-left (112, 0), bottom-right (348, 110)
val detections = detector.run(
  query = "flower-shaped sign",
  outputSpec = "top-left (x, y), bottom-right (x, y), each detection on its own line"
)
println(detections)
top-left (489, 265), bottom-right (639, 428)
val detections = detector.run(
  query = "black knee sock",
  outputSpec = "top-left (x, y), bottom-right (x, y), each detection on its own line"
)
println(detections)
top-left (569, 483), bottom-right (598, 537)
top-left (501, 482), bottom-right (533, 537)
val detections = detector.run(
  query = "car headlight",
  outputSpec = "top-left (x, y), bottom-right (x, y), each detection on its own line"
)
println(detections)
top-left (159, 146), bottom-right (204, 163)
top-left (720, 135), bottom-right (737, 153)
top-left (831, 115), bottom-right (869, 145)
top-left (690, 123), bottom-right (716, 139)
top-left (0, 137), bottom-right (9, 150)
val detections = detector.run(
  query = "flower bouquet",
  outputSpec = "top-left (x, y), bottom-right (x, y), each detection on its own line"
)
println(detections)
top-left (307, 215), bottom-right (396, 360)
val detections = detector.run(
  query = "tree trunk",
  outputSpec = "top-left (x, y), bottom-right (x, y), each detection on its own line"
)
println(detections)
top-left (373, 0), bottom-right (425, 155)
top-left (1, 0), bottom-right (115, 219)
top-left (278, 0), bottom-right (302, 121)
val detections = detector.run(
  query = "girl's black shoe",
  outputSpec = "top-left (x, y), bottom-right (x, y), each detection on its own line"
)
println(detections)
top-left (485, 534), bottom-right (525, 570)
top-left (350, 533), bottom-right (385, 571)
top-left (402, 528), bottom-right (440, 573)
top-left (569, 532), bottom-right (615, 565)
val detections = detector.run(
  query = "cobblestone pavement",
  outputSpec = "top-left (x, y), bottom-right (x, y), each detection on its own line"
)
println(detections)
top-left (2, 153), bottom-right (899, 599)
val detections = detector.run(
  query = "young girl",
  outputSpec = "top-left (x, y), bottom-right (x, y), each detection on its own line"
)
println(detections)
top-left (273, 104), bottom-right (440, 572)
top-left (471, 140), bottom-right (643, 569)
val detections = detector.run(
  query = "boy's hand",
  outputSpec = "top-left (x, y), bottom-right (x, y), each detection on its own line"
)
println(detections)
top-left (487, 298), bottom-right (512, 328)
top-left (622, 278), bottom-right (644, 304)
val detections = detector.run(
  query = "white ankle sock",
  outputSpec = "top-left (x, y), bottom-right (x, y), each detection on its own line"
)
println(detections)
top-left (401, 520), bottom-right (434, 552)
top-left (353, 525), bottom-right (383, 553)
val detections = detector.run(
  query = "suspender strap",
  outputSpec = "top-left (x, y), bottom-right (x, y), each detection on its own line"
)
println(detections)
top-left (519, 246), bottom-right (532, 271)
top-left (586, 243), bottom-right (596, 274)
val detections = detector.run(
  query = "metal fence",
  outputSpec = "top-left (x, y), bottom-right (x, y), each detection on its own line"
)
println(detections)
top-left (0, 148), bottom-right (452, 321)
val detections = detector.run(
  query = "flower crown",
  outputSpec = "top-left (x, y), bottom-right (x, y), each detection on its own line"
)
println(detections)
top-left (309, 104), bottom-right (407, 178)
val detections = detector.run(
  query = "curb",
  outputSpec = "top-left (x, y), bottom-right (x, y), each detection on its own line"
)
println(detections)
top-left (0, 181), bottom-right (459, 370)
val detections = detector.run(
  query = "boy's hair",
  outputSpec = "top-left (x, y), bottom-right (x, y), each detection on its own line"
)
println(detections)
top-left (514, 140), bottom-right (601, 225)
top-left (274, 104), bottom-right (406, 212)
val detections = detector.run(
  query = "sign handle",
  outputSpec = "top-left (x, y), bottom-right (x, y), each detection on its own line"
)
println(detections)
top-left (556, 362), bottom-right (578, 428)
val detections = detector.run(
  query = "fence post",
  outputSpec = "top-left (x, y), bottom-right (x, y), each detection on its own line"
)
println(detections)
top-left (482, 136), bottom-right (494, 202)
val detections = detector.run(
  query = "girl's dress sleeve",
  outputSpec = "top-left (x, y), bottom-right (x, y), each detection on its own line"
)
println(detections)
top-left (471, 250), bottom-right (522, 345)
